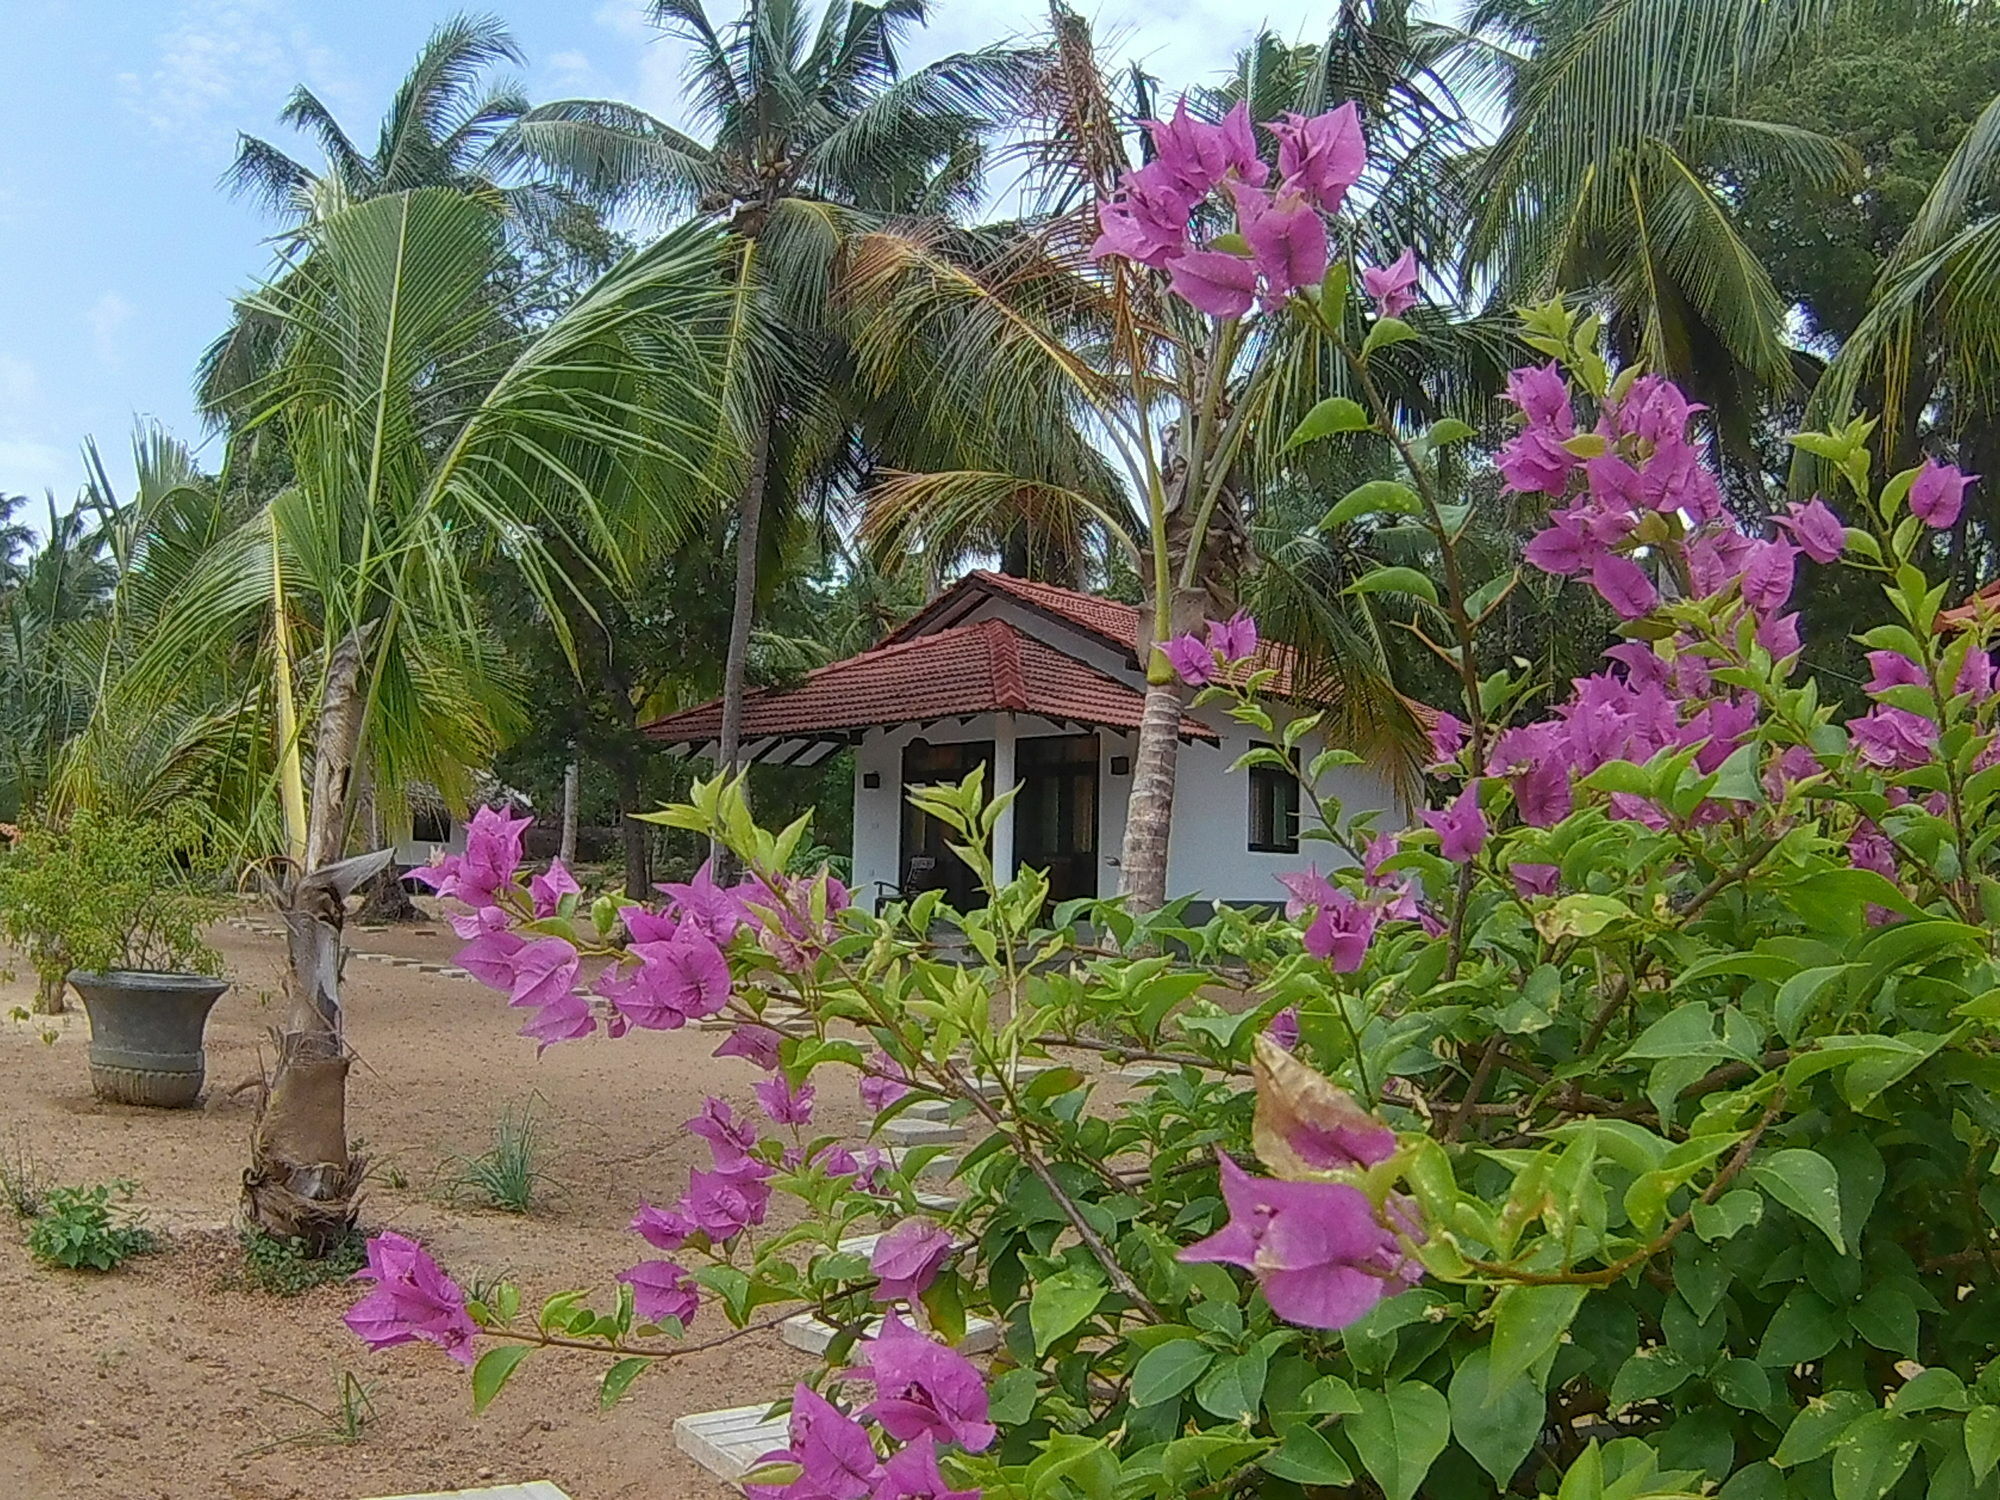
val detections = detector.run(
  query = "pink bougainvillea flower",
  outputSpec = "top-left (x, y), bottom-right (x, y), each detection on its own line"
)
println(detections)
top-left (1850, 705), bottom-right (1934, 769)
top-left (1498, 427), bottom-right (1580, 497)
top-left (601, 928), bottom-right (733, 1031)
top-left (506, 936), bottom-right (582, 1011)
top-left (1276, 865), bottom-right (1336, 920)
top-left (737, 871), bottom-right (851, 968)
top-left (1160, 632), bottom-right (1214, 685)
top-left (1089, 164), bottom-right (1193, 269)
top-left (455, 804), bottom-right (533, 907)
top-left (1429, 711), bottom-right (1467, 764)
top-left (1233, 184), bottom-right (1328, 304)
top-left (1421, 781), bottom-right (1488, 863)
top-left (343, 1231), bottom-right (479, 1366)
top-left (1588, 552), bottom-right (1659, 620)
top-left (1865, 649), bottom-right (1927, 695)
top-left (632, 1200), bottom-right (699, 1252)
top-left (619, 1259), bottom-right (700, 1326)
top-left (1959, 648), bottom-right (1996, 698)
top-left (1850, 825), bottom-right (1899, 881)
top-left (750, 1384), bottom-right (883, 1500)
top-left (1360, 246), bottom-right (1419, 318)
top-left (1145, 98), bottom-right (1268, 200)
top-left (871, 1436), bottom-right (978, 1500)
top-left (1179, 1153), bottom-right (1416, 1330)
top-left (1505, 362), bottom-right (1573, 431)
top-left (1686, 527), bottom-right (1758, 597)
top-left (1252, 1035), bottom-right (1396, 1173)
top-left (1511, 862), bottom-right (1560, 898)
top-left (1775, 498), bottom-right (1845, 564)
top-left (1360, 832), bottom-right (1398, 886)
top-left (1269, 103), bottom-right (1365, 214)
top-left (689, 1096), bottom-right (760, 1166)
top-left (519, 992), bottom-right (597, 1048)
top-left (1265, 1007), bottom-right (1300, 1050)
top-left (1303, 889), bottom-right (1378, 972)
top-left (683, 1162), bottom-right (772, 1242)
top-left (859, 1051), bottom-right (911, 1114)
top-left (528, 855), bottom-right (581, 918)
top-left (1207, 610), bottom-right (1258, 663)
top-left (621, 903), bottom-right (679, 943)
top-left (1758, 611), bottom-right (1803, 661)
top-left (755, 1074), bottom-right (816, 1127)
top-left (715, 1022), bottom-right (785, 1071)
top-left (455, 923), bottom-right (526, 990)
top-left (1166, 249), bottom-right (1258, 319)
top-left (870, 1219), bottom-right (957, 1304)
top-left (849, 1313), bottom-right (995, 1453)
top-left (1739, 540), bottom-right (1799, 614)
top-left (656, 859), bottom-right (747, 943)
top-left (1910, 458), bottom-right (1976, 529)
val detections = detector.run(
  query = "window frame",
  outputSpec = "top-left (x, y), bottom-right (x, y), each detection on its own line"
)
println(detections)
top-left (1246, 749), bottom-right (1302, 854)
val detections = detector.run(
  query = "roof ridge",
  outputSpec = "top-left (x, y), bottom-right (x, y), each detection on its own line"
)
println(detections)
top-left (983, 618), bottom-right (1029, 711)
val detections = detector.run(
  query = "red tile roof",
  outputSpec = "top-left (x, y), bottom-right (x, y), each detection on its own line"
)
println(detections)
top-left (1940, 580), bottom-right (2000, 629)
top-left (642, 618), bottom-right (1216, 746)
top-left (888, 570), bottom-right (1318, 697)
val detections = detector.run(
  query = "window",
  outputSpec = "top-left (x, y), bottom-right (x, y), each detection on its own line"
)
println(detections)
top-left (1248, 754), bottom-right (1301, 853)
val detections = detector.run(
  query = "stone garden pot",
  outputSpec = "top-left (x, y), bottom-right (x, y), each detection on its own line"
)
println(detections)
top-left (67, 969), bottom-right (230, 1108)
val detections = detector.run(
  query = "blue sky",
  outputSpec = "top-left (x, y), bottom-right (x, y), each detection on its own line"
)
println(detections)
top-left (0, 0), bottom-right (1362, 508)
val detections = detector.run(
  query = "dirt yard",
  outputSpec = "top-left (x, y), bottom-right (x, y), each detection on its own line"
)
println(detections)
top-left (0, 905), bottom-right (877, 1500)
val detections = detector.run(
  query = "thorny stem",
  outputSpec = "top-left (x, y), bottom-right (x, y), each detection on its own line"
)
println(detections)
top-left (482, 1308), bottom-right (793, 1360)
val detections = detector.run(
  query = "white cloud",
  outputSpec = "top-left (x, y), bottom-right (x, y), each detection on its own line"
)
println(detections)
top-left (87, 293), bottom-right (135, 368)
top-left (121, 0), bottom-right (347, 148)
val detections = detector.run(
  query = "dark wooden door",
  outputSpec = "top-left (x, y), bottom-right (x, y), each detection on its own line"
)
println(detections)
top-left (1014, 733), bottom-right (1099, 903)
top-left (899, 738), bottom-right (994, 909)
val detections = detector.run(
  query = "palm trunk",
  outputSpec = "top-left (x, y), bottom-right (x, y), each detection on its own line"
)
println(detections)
top-left (713, 419), bottom-right (771, 877)
top-left (560, 756), bottom-right (580, 865)
top-left (615, 755), bottom-right (651, 899)
top-left (246, 629), bottom-right (385, 1253)
top-left (1117, 679), bottom-right (1184, 911)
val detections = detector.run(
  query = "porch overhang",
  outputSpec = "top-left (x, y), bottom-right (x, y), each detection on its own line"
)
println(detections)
top-left (642, 617), bottom-right (1217, 757)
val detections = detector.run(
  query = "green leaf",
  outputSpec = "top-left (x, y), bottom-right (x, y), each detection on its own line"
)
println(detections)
top-left (1193, 1346), bottom-right (1270, 1423)
top-left (1260, 1426), bottom-right (1353, 1486)
top-left (471, 1345), bottom-right (533, 1414)
top-left (1758, 1288), bottom-right (1843, 1367)
top-left (1427, 418), bottom-right (1477, 447)
top-left (1363, 316), bottom-right (1420, 357)
top-left (1830, 1410), bottom-right (1919, 1500)
top-left (599, 1356), bottom-right (651, 1409)
top-left (1775, 1391), bottom-right (1872, 1465)
top-left (1287, 397), bottom-right (1372, 450)
top-left (1449, 1348), bottom-right (1541, 1485)
top-left (1610, 1347), bottom-right (1695, 1406)
top-left (1490, 1284), bottom-right (1587, 1390)
top-left (1348, 1381), bottom-right (1450, 1500)
top-left (1322, 479), bottom-right (1424, 530)
top-left (988, 1367), bottom-right (1039, 1426)
top-left (1713, 1358), bottom-right (1773, 1411)
top-left (1346, 565), bottom-right (1439, 607)
top-left (1128, 1338), bottom-right (1213, 1408)
top-left (1029, 1268), bottom-right (1106, 1355)
top-left (1751, 1148), bottom-right (1846, 1251)
top-left (1774, 965), bottom-right (1851, 1041)
top-left (1850, 1284), bottom-right (1918, 1356)
top-left (1966, 1404), bottom-right (2000, 1481)
top-left (1888, 1367), bottom-right (1966, 1414)
top-left (1692, 1188), bottom-right (1763, 1243)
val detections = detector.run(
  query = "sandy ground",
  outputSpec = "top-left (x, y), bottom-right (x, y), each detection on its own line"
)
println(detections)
top-left (0, 904), bottom-right (878, 1500)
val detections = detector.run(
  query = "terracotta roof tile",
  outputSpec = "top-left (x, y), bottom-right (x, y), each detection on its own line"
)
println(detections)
top-left (642, 618), bottom-right (1216, 745)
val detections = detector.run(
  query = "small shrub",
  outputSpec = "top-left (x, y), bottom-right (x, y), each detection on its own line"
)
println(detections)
top-left (27, 1182), bottom-right (157, 1271)
top-left (0, 1135), bottom-right (53, 1220)
top-left (447, 1100), bottom-right (548, 1213)
top-left (239, 1226), bottom-right (366, 1296)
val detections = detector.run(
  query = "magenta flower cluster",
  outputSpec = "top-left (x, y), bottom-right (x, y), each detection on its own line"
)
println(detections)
top-left (751, 1314), bottom-right (992, 1500)
top-left (1091, 100), bottom-right (1414, 323)
top-left (1161, 611), bottom-right (1258, 686)
top-left (342, 1231), bottom-right (480, 1366)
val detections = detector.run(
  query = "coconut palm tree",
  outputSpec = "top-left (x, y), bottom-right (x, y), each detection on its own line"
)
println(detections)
top-left (843, 1), bottom-right (1486, 905)
top-left (84, 188), bottom-right (749, 1247)
top-left (1448, 0), bottom-right (1882, 460)
top-left (502, 0), bottom-right (1036, 829)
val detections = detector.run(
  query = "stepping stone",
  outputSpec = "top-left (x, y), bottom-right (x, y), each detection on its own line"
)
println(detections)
top-left (1115, 1062), bottom-right (1179, 1085)
top-left (417, 962), bottom-right (449, 973)
top-left (903, 1098), bottom-right (954, 1123)
top-left (440, 966), bottom-right (471, 980)
top-left (365, 1486), bottom-right (572, 1500)
top-left (880, 1116), bottom-right (967, 1147)
top-left (915, 1191), bottom-right (959, 1213)
top-left (781, 1311), bottom-right (999, 1357)
top-left (883, 1147), bottom-right (959, 1184)
top-left (963, 1061), bottom-right (1053, 1100)
top-left (675, 1402), bottom-right (789, 1486)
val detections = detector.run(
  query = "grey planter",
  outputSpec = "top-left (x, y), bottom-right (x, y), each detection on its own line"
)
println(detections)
top-left (68, 969), bottom-right (229, 1108)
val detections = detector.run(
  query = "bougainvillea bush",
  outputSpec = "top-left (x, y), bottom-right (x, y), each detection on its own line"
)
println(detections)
top-left (343, 101), bottom-right (2000, 1500)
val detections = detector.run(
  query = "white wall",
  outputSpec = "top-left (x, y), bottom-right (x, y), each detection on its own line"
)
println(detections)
top-left (849, 704), bottom-right (1402, 911)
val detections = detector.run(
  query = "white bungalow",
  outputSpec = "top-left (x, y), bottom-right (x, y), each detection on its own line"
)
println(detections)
top-left (643, 571), bottom-right (1402, 911)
